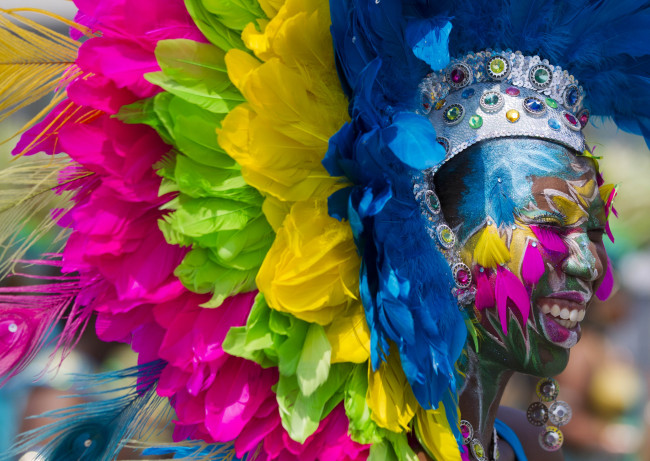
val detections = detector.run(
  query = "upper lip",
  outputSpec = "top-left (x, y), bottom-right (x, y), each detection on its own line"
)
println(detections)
top-left (542, 291), bottom-right (587, 304)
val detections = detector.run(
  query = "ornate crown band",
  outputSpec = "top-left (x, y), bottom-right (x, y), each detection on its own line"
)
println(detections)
top-left (419, 50), bottom-right (590, 169)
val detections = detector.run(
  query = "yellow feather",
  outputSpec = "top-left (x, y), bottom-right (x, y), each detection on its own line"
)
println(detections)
top-left (599, 183), bottom-right (615, 204)
top-left (473, 225), bottom-right (510, 268)
top-left (414, 403), bottom-right (462, 461)
top-left (0, 9), bottom-right (88, 127)
top-left (366, 344), bottom-right (418, 432)
top-left (0, 155), bottom-right (89, 278)
top-left (256, 199), bottom-right (360, 325)
top-left (326, 303), bottom-right (370, 363)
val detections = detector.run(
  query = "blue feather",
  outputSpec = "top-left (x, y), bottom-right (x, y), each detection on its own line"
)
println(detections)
top-left (5, 361), bottom-right (168, 461)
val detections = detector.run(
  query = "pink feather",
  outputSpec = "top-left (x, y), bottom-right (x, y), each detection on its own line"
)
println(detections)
top-left (495, 266), bottom-right (531, 335)
top-left (596, 257), bottom-right (614, 301)
top-left (530, 225), bottom-right (566, 253)
top-left (475, 269), bottom-right (495, 311)
top-left (605, 221), bottom-right (615, 243)
top-left (521, 244), bottom-right (545, 285)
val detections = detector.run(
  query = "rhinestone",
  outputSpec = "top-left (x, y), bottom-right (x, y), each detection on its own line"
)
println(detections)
top-left (453, 263), bottom-right (472, 288)
top-left (84, 439), bottom-right (93, 448)
top-left (577, 109), bottom-right (590, 128)
top-left (460, 420), bottom-right (473, 444)
top-left (449, 63), bottom-right (472, 88)
top-left (480, 91), bottom-right (504, 113)
top-left (548, 118), bottom-right (561, 131)
top-left (436, 224), bottom-right (456, 249)
top-left (564, 85), bottom-right (580, 107)
top-left (469, 114), bottom-right (483, 129)
top-left (425, 190), bottom-right (441, 215)
top-left (523, 97), bottom-right (546, 116)
top-left (505, 86), bottom-right (520, 96)
top-left (506, 109), bottom-right (520, 123)
top-left (526, 402), bottom-right (549, 426)
top-left (539, 426), bottom-right (563, 452)
top-left (530, 65), bottom-right (553, 89)
top-left (443, 104), bottom-right (465, 125)
top-left (451, 67), bottom-right (466, 83)
top-left (462, 88), bottom-right (476, 99)
top-left (487, 56), bottom-right (510, 80)
top-left (546, 97), bottom-right (558, 108)
top-left (471, 439), bottom-right (487, 461)
top-left (8, 323), bottom-right (17, 333)
top-left (434, 99), bottom-right (446, 110)
top-left (536, 377), bottom-right (559, 402)
top-left (549, 401), bottom-right (572, 426)
top-left (562, 111), bottom-right (581, 131)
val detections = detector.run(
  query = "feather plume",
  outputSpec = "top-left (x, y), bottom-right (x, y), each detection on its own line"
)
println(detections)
top-left (0, 8), bottom-right (89, 130)
top-left (495, 266), bottom-right (530, 335)
top-left (0, 155), bottom-right (85, 279)
top-left (521, 243), bottom-right (545, 285)
top-left (595, 257), bottom-right (614, 301)
top-left (530, 225), bottom-right (566, 254)
top-left (5, 361), bottom-right (169, 461)
top-left (0, 257), bottom-right (93, 385)
top-left (473, 225), bottom-right (510, 268)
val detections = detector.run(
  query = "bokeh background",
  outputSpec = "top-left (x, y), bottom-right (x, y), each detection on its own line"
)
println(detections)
top-left (1, 1), bottom-right (649, 460)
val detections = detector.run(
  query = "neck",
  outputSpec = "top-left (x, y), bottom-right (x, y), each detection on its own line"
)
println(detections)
top-left (458, 346), bottom-right (513, 454)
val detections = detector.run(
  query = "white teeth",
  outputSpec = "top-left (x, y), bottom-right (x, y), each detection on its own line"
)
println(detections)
top-left (551, 304), bottom-right (561, 317)
top-left (578, 310), bottom-right (585, 321)
top-left (569, 310), bottom-right (579, 322)
top-left (542, 304), bottom-right (551, 314)
top-left (560, 307), bottom-right (570, 319)
top-left (554, 318), bottom-right (578, 329)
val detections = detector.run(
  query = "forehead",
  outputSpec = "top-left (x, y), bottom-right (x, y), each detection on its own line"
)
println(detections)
top-left (449, 138), bottom-right (602, 235)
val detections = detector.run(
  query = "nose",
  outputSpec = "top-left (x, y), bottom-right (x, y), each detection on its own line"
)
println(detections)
top-left (561, 233), bottom-right (602, 282)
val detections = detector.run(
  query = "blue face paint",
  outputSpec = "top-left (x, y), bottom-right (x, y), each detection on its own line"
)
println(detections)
top-left (438, 138), bottom-right (587, 242)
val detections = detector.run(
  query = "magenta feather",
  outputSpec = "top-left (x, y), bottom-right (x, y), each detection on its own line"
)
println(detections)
top-left (475, 269), bottom-right (494, 311)
top-left (530, 225), bottom-right (566, 253)
top-left (521, 244), bottom-right (545, 285)
top-left (605, 222), bottom-right (615, 243)
top-left (495, 266), bottom-right (531, 335)
top-left (596, 257), bottom-right (614, 301)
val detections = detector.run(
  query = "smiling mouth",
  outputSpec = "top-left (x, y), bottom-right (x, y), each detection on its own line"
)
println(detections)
top-left (537, 297), bottom-right (586, 330)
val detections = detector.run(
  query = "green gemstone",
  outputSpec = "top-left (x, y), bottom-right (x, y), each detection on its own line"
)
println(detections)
top-left (469, 114), bottom-right (483, 129)
top-left (446, 106), bottom-right (461, 121)
top-left (484, 94), bottom-right (499, 106)
top-left (441, 228), bottom-right (453, 243)
top-left (474, 443), bottom-right (485, 458)
top-left (428, 195), bottom-right (439, 210)
top-left (490, 58), bottom-right (505, 74)
top-left (534, 68), bottom-right (549, 84)
top-left (546, 97), bottom-right (558, 108)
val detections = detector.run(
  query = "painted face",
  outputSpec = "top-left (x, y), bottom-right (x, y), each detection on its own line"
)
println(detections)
top-left (435, 138), bottom-right (609, 375)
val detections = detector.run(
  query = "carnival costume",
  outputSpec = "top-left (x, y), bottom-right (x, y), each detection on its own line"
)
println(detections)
top-left (0, 0), bottom-right (636, 459)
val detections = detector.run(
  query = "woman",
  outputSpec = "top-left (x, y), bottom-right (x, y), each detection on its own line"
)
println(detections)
top-left (0, 0), bottom-right (635, 460)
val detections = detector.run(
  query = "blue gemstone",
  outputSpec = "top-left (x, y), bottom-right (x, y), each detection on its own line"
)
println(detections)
top-left (548, 118), bottom-right (561, 130)
top-left (525, 98), bottom-right (544, 112)
top-left (566, 87), bottom-right (579, 106)
top-left (462, 88), bottom-right (475, 99)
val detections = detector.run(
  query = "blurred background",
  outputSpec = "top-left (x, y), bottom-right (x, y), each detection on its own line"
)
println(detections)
top-left (1, 1), bottom-right (649, 460)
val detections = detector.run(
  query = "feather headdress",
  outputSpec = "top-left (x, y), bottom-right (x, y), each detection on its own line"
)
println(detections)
top-left (0, 0), bottom-right (640, 459)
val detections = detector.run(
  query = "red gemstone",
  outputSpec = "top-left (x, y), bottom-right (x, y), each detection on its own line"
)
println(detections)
top-left (451, 68), bottom-right (465, 83)
top-left (506, 87), bottom-right (520, 96)
top-left (579, 113), bottom-right (589, 127)
top-left (565, 112), bottom-right (578, 125)
top-left (457, 269), bottom-right (469, 284)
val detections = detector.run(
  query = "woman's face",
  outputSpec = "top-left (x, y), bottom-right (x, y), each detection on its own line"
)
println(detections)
top-left (436, 138), bottom-right (608, 375)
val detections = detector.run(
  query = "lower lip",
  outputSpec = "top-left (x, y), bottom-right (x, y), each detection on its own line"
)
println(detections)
top-left (541, 313), bottom-right (581, 347)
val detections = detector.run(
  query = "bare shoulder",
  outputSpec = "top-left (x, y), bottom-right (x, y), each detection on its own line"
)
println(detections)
top-left (497, 406), bottom-right (565, 461)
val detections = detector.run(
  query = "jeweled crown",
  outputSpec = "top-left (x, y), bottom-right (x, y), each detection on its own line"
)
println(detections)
top-left (419, 50), bottom-right (590, 171)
